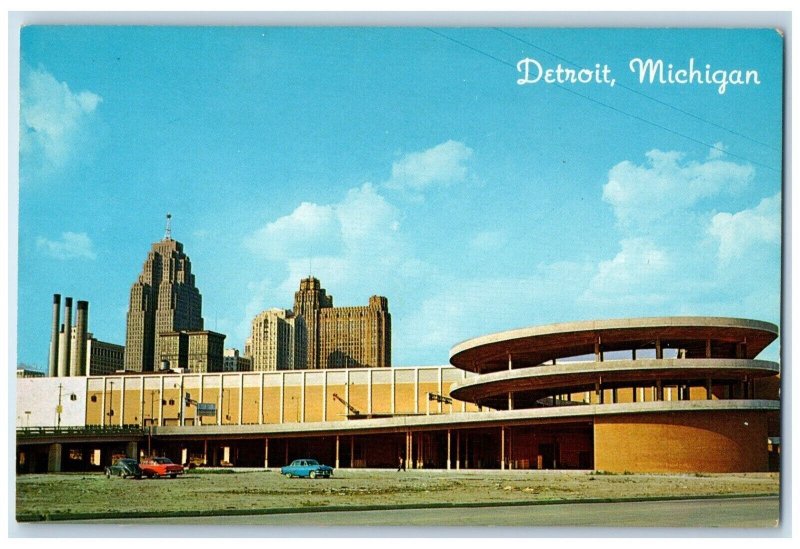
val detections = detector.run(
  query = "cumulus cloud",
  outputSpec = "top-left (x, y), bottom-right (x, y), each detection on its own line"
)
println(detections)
top-left (581, 238), bottom-right (672, 306)
top-left (244, 201), bottom-right (342, 259)
top-left (243, 182), bottom-right (412, 305)
top-left (36, 232), bottom-right (96, 260)
top-left (709, 193), bottom-right (781, 264)
top-left (385, 140), bottom-right (473, 191)
top-left (602, 149), bottom-right (754, 226)
top-left (20, 66), bottom-right (102, 171)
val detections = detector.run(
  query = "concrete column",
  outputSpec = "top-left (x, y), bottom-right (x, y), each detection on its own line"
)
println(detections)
top-left (656, 380), bottom-right (663, 401)
top-left (300, 371), bottom-right (306, 423)
top-left (322, 371), bottom-right (328, 421)
top-left (217, 375), bottom-right (223, 425)
top-left (48, 294), bottom-right (61, 377)
top-left (367, 369), bottom-right (372, 415)
top-left (238, 373), bottom-right (244, 426)
top-left (264, 438), bottom-right (269, 469)
top-left (438, 367), bottom-right (444, 414)
top-left (391, 368), bottom-right (396, 414)
top-left (199, 374), bottom-right (205, 425)
top-left (612, 388), bottom-right (618, 404)
top-left (631, 348), bottom-right (636, 361)
top-left (279, 372), bottom-right (285, 423)
top-left (706, 378), bottom-right (713, 400)
top-left (447, 430), bottom-right (451, 470)
top-left (119, 378), bottom-right (126, 426)
top-left (501, 427), bottom-right (506, 470)
top-left (139, 377), bottom-right (145, 427)
top-left (126, 441), bottom-right (138, 459)
top-left (706, 338), bottom-right (712, 358)
top-left (100, 377), bottom-right (107, 427)
top-left (48, 443), bottom-right (63, 473)
top-left (456, 431), bottom-right (461, 470)
top-left (335, 435), bottom-right (340, 469)
top-left (203, 439), bottom-right (208, 465)
top-left (259, 372), bottom-right (265, 425)
top-left (656, 338), bottom-right (662, 359)
top-left (408, 431), bottom-right (414, 469)
top-left (414, 368), bottom-right (419, 414)
top-left (508, 392), bottom-right (513, 410)
top-left (508, 352), bottom-right (512, 370)
top-left (350, 436), bottom-right (354, 468)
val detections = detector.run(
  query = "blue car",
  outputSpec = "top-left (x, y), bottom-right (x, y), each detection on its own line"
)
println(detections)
top-left (280, 458), bottom-right (334, 479)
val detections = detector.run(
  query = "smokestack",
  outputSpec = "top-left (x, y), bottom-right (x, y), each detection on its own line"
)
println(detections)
top-left (48, 294), bottom-right (61, 377)
top-left (73, 300), bottom-right (89, 376)
top-left (58, 297), bottom-right (73, 377)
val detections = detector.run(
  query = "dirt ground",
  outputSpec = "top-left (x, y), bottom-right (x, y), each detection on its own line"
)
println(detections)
top-left (15, 468), bottom-right (780, 520)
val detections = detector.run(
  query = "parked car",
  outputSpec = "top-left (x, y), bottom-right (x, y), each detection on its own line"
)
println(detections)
top-left (140, 457), bottom-right (185, 478)
top-left (280, 458), bottom-right (334, 479)
top-left (105, 458), bottom-right (142, 479)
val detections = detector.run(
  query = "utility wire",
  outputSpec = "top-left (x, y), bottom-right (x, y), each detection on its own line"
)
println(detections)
top-left (424, 27), bottom-right (780, 174)
top-left (494, 27), bottom-right (780, 153)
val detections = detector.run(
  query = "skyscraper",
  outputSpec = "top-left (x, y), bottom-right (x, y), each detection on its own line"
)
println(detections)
top-left (248, 308), bottom-right (306, 371)
top-left (124, 216), bottom-right (204, 372)
top-left (293, 277), bottom-right (391, 369)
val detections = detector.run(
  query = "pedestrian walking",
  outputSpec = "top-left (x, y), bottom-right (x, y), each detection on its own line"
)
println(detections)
top-left (397, 455), bottom-right (405, 471)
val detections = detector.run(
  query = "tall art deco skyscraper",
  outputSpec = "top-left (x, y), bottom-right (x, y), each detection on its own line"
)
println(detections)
top-left (124, 215), bottom-right (204, 372)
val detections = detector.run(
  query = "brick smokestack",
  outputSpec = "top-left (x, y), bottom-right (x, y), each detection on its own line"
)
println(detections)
top-left (58, 297), bottom-right (73, 377)
top-left (73, 300), bottom-right (89, 376)
top-left (48, 294), bottom-right (61, 377)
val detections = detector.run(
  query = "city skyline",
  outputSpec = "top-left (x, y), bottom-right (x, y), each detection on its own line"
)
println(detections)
top-left (17, 27), bottom-right (783, 371)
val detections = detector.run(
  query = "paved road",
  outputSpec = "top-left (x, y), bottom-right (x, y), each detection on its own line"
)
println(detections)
top-left (74, 496), bottom-right (780, 528)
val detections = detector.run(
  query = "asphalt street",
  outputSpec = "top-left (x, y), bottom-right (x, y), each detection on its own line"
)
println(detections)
top-left (69, 496), bottom-right (780, 529)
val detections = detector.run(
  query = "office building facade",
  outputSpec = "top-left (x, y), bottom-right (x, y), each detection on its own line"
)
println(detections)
top-left (293, 277), bottom-right (390, 369)
top-left (124, 227), bottom-right (204, 372)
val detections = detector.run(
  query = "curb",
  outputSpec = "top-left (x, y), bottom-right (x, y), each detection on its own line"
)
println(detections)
top-left (16, 493), bottom-right (779, 522)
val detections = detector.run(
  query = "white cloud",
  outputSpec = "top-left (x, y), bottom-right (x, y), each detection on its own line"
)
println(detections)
top-left (707, 142), bottom-right (727, 160)
top-left (709, 193), bottom-right (781, 264)
top-left (243, 182), bottom-right (414, 315)
top-left (602, 149), bottom-right (754, 226)
top-left (244, 201), bottom-right (342, 259)
top-left (36, 232), bottom-right (96, 260)
top-left (581, 238), bottom-right (671, 306)
top-left (385, 140), bottom-right (473, 191)
top-left (21, 67), bottom-right (102, 170)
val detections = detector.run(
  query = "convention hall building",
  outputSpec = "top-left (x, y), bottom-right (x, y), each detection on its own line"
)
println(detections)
top-left (16, 316), bottom-right (780, 474)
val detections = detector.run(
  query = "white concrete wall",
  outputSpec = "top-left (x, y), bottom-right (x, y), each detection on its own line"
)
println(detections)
top-left (15, 377), bottom-right (87, 428)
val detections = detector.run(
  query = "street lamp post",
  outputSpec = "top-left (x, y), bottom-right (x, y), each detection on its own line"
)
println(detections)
top-left (56, 383), bottom-right (64, 430)
top-left (107, 381), bottom-right (115, 426)
top-left (148, 389), bottom-right (156, 456)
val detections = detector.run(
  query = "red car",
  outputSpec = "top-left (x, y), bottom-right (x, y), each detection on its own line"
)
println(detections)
top-left (140, 457), bottom-right (184, 478)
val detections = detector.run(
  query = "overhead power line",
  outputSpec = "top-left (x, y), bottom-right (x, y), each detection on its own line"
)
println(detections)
top-left (493, 27), bottom-right (780, 153)
top-left (424, 28), bottom-right (780, 174)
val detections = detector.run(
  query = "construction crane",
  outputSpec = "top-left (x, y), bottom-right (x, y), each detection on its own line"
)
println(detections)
top-left (332, 393), bottom-right (361, 417)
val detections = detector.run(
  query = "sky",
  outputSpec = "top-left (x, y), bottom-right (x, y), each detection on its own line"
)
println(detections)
top-left (16, 26), bottom-right (784, 371)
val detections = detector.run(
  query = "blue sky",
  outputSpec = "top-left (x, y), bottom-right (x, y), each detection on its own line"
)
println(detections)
top-left (17, 27), bottom-right (783, 370)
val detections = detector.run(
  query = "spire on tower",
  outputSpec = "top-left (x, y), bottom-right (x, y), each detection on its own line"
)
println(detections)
top-left (164, 213), bottom-right (172, 240)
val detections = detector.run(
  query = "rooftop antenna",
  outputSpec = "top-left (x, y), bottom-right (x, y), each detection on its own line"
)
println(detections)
top-left (164, 213), bottom-right (172, 240)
